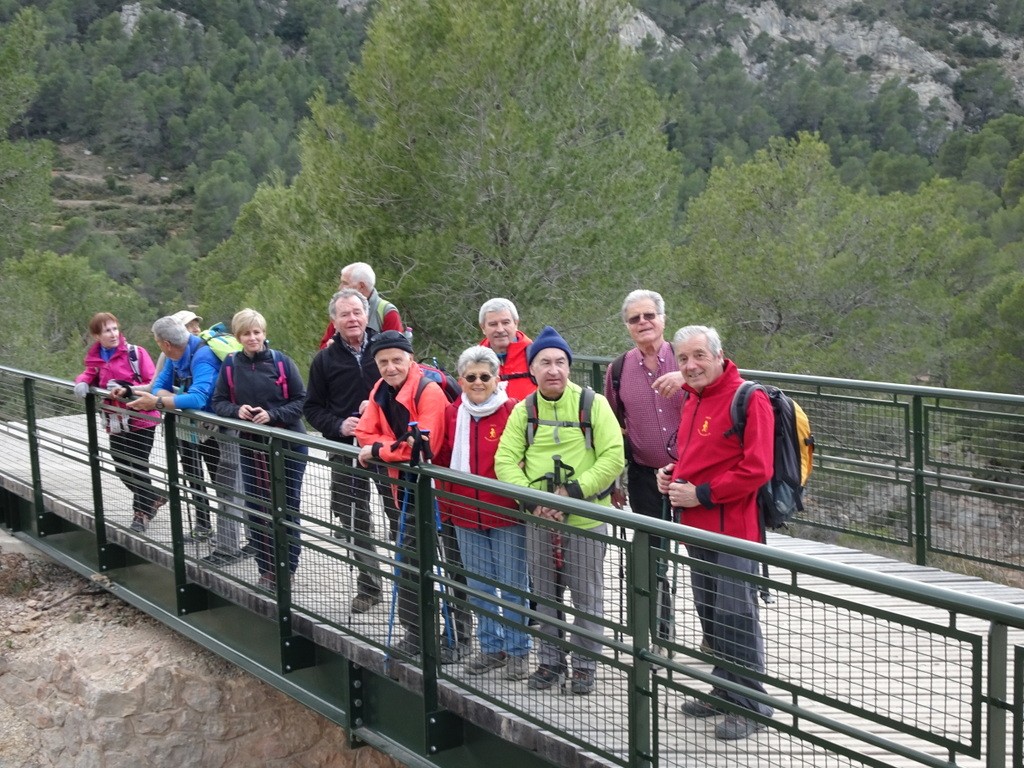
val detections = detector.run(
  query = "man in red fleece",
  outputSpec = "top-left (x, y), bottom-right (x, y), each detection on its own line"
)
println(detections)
top-left (656, 324), bottom-right (774, 741)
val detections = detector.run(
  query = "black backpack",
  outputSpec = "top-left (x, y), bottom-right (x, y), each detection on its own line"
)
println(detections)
top-left (726, 381), bottom-right (814, 531)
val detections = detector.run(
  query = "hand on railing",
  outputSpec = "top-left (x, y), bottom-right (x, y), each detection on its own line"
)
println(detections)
top-left (73, 382), bottom-right (89, 398)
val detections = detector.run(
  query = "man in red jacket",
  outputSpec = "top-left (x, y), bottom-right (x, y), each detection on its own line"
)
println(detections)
top-left (657, 325), bottom-right (774, 741)
top-left (478, 298), bottom-right (535, 401)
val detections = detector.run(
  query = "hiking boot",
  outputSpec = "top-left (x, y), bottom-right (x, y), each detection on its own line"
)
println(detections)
top-left (465, 651), bottom-right (507, 675)
top-left (527, 664), bottom-right (566, 691)
top-left (145, 496), bottom-right (167, 521)
top-left (350, 593), bottom-right (382, 615)
top-left (570, 669), bottom-right (595, 695)
top-left (680, 699), bottom-right (725, 718)
top-left (505, 655), bottom-right (530, 681)
top-left (257, 573), bottom-right (276, 592)
top-left (715, 714), bottom-right (766, 740)
top-left (201, 549), bottom-right (243, 567)
top-left (130, 515), bottom-right (146, 533)
top-left (190, 525), bottom-right (213, 541)
top-left (393, 633), bottom-right (421, 657)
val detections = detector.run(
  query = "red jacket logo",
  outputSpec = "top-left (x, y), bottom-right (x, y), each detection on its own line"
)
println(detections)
top-left (487, 426), bottom-right (499, 441)
top-left (698, 416), bottom-right (712, 437)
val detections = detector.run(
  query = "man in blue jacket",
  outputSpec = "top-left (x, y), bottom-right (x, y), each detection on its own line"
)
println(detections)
top-left (128, 317), bottom-right (233, 546)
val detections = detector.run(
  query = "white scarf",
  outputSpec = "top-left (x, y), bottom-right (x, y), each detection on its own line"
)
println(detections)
top-left (450, 389), bottom-right (510, 473)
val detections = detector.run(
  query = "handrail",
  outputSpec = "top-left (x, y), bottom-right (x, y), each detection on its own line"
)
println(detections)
top-left (2, 363), bottom-right (1023, 768)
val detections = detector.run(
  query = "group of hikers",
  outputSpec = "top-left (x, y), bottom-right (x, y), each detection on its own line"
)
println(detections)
top-left (73, 261), bottom-right (775, 740)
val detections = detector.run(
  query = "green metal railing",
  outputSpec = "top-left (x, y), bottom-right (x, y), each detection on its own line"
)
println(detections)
top-left (576, 355), bottom-right (1024, 574)
top-left (1, 363), bottom-right (1023, 768)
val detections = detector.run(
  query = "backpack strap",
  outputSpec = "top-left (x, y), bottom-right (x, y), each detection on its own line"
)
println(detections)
top-left (609, 352), bottom-right (627, 429)
top-left (525, 387), bottom-right (595, 450)
top-left (224, 352), bottom-right (236, 404)
top-left (126, 344), bottom-right (142, 384)
top-left (725, 380), bottom-right (761, 442)
top-left (272, 349), bottom-right (289, 400)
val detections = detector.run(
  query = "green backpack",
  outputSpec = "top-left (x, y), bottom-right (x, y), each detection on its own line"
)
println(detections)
top-left (198, 323), bottom-right (243, 361)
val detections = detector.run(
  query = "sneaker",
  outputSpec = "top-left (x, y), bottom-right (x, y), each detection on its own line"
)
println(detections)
top-left (145, 496), bottom-right (167, 521)
top-left (350, 593), bottom-right (382, 614)
top-left (715, 714), bottom-right (766, 740)
top-left (440, 642), bottom-right (471, 665)
top-left (240, 543), bottom-right (258, 558)
top-left (130, 515), bottom-right (146, 533)
top-left (465, 651), bottom-right (507, 675)
top-left (190, 525), bottom-right (213, 541)
top-left (527, 664), bottom-right (566, 691)
top-left (570, 669), bottom-right (595, 695)
top-left (201, 549), bottom-right (244, 567)
top-left (505, 655), bottom-right (530, 681)
top-left (680, 699), bottom-right (725, 718)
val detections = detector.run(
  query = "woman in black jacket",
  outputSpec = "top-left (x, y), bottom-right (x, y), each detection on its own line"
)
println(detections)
top-left (212, 308), bottom-right (308, 591)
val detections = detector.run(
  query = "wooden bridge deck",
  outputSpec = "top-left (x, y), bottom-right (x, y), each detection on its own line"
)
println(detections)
top-left (1, 413), bottom-right (1021, 768)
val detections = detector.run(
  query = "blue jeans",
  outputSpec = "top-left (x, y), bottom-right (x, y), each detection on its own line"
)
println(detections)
top-left (455, 523), bottom-right (530, 657)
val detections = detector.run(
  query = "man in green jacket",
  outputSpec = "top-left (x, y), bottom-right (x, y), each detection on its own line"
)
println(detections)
top-left (495, 326), bottom-right (624, 695)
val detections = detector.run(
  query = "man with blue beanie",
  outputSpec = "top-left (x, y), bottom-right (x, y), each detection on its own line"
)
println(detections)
top-left (495, 326), bottom-right (624, 694)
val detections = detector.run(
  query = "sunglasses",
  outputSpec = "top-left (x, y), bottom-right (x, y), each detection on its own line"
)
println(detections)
top-left (463, 373), bottom-right (494, 383)
top-left (627, 311), bottom-right (658, 325)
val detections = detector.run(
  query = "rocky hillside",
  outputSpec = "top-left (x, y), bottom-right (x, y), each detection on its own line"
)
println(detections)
top-left (627, 0), bottom-right (1024, 128)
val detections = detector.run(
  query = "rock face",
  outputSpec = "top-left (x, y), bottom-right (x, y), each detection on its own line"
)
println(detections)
top-left (729, 0), bottom-right (962, 121)
top-left (0, 551), bottom-right (401, 768)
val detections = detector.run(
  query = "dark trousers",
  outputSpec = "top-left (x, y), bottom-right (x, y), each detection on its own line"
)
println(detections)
top-left (180, 434), bottom-right (220, 530)
top-left (240, 441), bottom-right (308, 578)
top-left (627, 461), bottom-right (674, 641)
top-left (330, 453), bottom-right (382, 598)
top-left (109, 427), bottom-right (158, 517)
top-left (687, 544), bottom-right (773, 716)
top-left (391, 481), bottom-right (471, 645)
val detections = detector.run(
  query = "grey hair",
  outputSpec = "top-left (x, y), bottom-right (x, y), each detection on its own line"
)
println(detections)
top-left (152, 316), bottom-right (190, 347)
top-left (343, 261), bottom-right (376, 288)
top-left (621, 289), bottom-right (665, 322)
top-left (329, 288), bottom-right (369, 319)
top-left (456, 345), bottom-right (501, 377)
top-left (478, 297), bottom-right (519, 325)
top-left (672, 325), bottom-right (723, 357)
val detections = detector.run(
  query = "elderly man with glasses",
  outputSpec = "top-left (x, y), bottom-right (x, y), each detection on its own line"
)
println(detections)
top-left (603, 289), bottom-right (686, 645)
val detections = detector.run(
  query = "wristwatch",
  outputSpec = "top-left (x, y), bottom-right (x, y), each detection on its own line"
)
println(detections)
top-left (156, 396), bottom-right (165, 410)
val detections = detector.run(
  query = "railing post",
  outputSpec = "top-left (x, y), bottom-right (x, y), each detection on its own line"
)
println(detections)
top-left (86, 392), bottom-right (128, 571)
top-left (987, 622), bottom-right (1008, 768)
top-left (268, 435), bottom-right (314, 673)
top-left (910, 394), bottom-right (928, 565)
top-left (164, 412), bottom-right (208, 615)
top-left (22, 378), bottom-right (51, 535)
top-left (628, 528), bottom-right (654, 768)
top-left (415, 469), bottom-right (462, 756)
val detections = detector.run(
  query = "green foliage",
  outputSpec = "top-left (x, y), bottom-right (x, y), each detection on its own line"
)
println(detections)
top-left (0, 250), bottom-right (152, 376)
top-left (0, 9), bottom-right (51, 263)
top-left (678, 135), bottom-right (993, 384)
top-left (206, 0), bottom-right (677, 366)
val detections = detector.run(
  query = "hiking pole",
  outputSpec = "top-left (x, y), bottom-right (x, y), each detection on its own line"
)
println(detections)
top-left (384, 419), bottom-right (420, 659)
top-left (548, 456), bottom-right (569, 646)
top-left (418, 427), bottom-right (459, 654)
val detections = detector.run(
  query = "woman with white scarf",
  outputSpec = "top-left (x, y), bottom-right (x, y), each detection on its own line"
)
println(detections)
top-left (436, 346), bottom-right (531, 680)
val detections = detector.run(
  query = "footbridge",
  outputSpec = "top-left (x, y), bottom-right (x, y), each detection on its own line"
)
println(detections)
top-left (1, 360), bottom-right (1023, 768)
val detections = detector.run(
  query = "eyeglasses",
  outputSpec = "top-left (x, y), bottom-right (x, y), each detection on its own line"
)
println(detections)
top-left (463, 373), bottom-right (494, 383)
top-left (626, 312), bottom-right (658, 325)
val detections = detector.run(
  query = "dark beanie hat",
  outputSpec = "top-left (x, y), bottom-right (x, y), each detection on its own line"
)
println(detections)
top-left (527, 325), bottom-right (573, 367)
top-left (370, 329), bottom-right (413, 357)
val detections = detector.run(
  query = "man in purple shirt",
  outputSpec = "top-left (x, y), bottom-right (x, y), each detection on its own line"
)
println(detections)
top-left (603, 289), bottom-right (685, 643)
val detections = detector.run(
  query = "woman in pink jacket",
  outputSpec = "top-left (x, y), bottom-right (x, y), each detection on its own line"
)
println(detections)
top-left (74, 312), bottom-right (163, 532)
